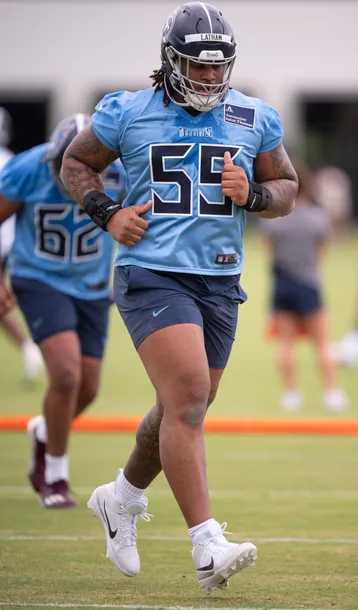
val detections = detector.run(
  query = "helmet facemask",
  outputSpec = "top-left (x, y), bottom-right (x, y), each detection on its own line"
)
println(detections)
top-left (165, 45), bottom-right (235, 112)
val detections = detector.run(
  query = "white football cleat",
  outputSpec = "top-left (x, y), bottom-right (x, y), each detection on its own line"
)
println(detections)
top-left (21, 340), bottom-right (44, 383)
top-left (280, 390), bottom-right (303, 412)
top-left (192, 523), bottom-right (257, 594)
top-left (323, 388), bottom-right (349, 412)
top-left (88, 481), bottom-right (151, 577)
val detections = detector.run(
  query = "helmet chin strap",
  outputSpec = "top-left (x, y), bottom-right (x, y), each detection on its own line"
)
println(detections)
top-left (167, 74), bottom-right (225, 111)
top-left (183, 90), bottom-right (223, 112)
top-left (165, 73), bottom-right (227, 112)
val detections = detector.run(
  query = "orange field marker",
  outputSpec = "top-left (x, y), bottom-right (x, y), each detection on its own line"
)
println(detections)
top-left (1, 415), bottom-right (358, 435)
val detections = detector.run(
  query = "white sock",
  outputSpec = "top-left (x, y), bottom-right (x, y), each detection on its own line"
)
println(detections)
top-left (45, 453), bottom-right (69, 484)
top-left (188, 518), bottom-right (221, 544)
top-left (34, 415), bottom-right (47, 444)
top-left (114, 469), bottom-right (146, 505)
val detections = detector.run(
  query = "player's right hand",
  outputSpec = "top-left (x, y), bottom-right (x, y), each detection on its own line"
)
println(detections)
top-left (106, 200), bottom-right (152, 246)
top-left (0, 282), bottom-right (15, 319)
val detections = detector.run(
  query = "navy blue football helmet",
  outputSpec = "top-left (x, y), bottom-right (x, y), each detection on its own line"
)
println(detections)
top-left (46, 113), bottom-right (90, 198)
top-left (161, 2), bottom-right (236, 112)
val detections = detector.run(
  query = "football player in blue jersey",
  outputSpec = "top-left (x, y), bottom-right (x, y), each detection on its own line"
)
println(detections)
top-left (0, 114), bottom-right (126, 509)
top-left (61, 2), bottom-right (298, 592)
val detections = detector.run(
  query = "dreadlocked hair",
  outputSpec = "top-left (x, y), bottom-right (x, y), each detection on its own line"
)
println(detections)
top-left (150, 66), bottom-right (171, 107)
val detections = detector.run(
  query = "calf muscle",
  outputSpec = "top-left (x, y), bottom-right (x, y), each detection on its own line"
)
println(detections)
top-left (124, 405), bottom-right (163, 488)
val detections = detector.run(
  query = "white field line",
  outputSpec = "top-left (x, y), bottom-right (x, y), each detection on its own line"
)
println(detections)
top-left (1, 486), bottom-right (358, 499)
top-left (1, 535), bottom-right (357, 544)
top-left (0, 601), bottom-right (340, 610)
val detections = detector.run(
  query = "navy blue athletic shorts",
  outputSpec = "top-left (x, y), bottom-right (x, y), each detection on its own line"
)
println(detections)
top-left (114, 265), bottom-right (247, 369)
top-left (11, 276), bottom-right (110, 358)
top-left (272, 266), bottom-right (322, 317)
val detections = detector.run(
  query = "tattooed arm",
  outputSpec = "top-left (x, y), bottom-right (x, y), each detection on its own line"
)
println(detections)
top-left (61, 125), bottom-right (152, 246)
top-left (253, 144), bottom-right (298, 218)
top-left (60, 125), bottom-right (120, 205)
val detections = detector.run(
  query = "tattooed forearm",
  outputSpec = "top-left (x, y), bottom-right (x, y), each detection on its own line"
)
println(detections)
top-left (124, 405), bottom-right (163, 489)
top-left (61, 157), bottom-right (104, 205)
top-left (60, 125), bottom-right (120, 205)
top-left (254, 144), bottom-right (298, 219)
top-left (257, 178), bottom-right (297, 218)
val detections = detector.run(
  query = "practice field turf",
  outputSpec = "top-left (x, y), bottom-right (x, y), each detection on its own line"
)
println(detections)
top-left (1, 434), bottom-right (358, 610)
top-left (0, 230), bottom-right (357, 610)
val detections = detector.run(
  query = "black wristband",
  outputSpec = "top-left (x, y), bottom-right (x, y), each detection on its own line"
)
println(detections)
top-left (241, 181), bottom-right (273, 213)
top-left (83, 190), bottom-right (122, 231)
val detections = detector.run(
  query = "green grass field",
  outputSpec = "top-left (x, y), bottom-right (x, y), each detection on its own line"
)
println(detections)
top-left (0, 231), bottom-right (357, 610)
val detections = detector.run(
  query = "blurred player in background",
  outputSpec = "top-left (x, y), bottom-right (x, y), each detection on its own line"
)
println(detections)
top-left (335, 317), bottom-right (358, 369)
top-left (262, 163), bottom-right (348, 412)
top-left (61, 2), bottom-right (298, 592)
top-left (314, 166), bottom-right (358, 367)
top-left (314, 166), bottom-right (358, 368)
top-left (314, 165), bottom-right (353, 232)
top-left (0, 114), bottom-right (126, 508)
top-left (0, 106), bottom-right (43, 384)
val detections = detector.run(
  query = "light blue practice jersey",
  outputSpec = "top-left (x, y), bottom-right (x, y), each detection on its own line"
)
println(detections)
top-left (0, 143), bottom-right (126, 299)
top-left (92, 88), bottom-right (283, 275)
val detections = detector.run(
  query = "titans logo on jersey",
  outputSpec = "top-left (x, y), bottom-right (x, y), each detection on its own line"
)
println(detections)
top-left (0, 144), bottom-right (126, 299)
top-left (92, 88), bottom-right (283, 276)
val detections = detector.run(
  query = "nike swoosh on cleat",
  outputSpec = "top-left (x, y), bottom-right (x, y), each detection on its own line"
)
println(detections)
top-left (103, 500), bottom-right (117, 539)
top-left (152, 305), bottom-right (169, 318)
top-left (197, 556), bottom-right (214, 571)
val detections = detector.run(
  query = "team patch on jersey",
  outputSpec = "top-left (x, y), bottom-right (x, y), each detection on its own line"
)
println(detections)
top-left (224, 104), bottom-right (255, 129)
top-left (215, 253), bottom-right (238, 265)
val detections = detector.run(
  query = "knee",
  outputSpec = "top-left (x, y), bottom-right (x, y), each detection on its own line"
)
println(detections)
top-left (177, 378), bottom-right (211, 427)
top-left (180, 404), bottom-right (206, 427)
top-left (50, 366), bottom-right (80, 397)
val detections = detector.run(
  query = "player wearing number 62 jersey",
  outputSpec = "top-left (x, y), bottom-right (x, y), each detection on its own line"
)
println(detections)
top-left (61, 2), bottom-right (298, 593)
top-left (0, 113), bottom-right (126, 509)
top-left (1, 139), bottom-right (123, 299)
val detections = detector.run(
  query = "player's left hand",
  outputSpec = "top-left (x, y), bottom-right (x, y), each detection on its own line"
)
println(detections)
top-left (221, 151), bottom-right (250, 206)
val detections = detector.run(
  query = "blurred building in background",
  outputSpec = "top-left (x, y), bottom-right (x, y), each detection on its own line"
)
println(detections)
top-left (1, 0), bottom-right (358, 216)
